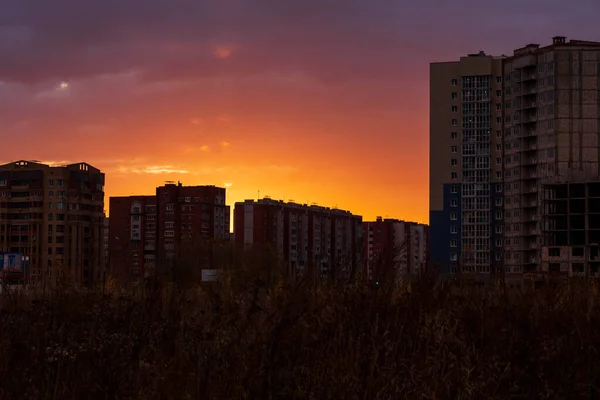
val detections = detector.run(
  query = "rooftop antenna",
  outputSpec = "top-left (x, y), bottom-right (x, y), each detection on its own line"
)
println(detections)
top-left (258, 190), bottom-right (260, 199)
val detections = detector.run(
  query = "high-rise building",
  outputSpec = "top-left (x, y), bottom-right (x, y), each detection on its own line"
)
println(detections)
top-left (108, 182), bottom-right (230, 285)
top-left (363, 217), bottom-right (429, 282)
top-left (429, 52), bottom-right (505, 276)
top-left (108, 195), bottom-right (156, 284)
top-left (234, 199), bottom-right (362, 281)
top-left (0, 160), bottom-right (105, 287)
top-left (503, 36), bottom-right (600, 276)
top-left (103, 216), bottom-right (109, 283)
top-left (431, 36), bottom-right (600, 278)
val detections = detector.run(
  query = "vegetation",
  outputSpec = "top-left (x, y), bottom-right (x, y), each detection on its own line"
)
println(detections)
top-left (1, 266), bottom-right (600, 399)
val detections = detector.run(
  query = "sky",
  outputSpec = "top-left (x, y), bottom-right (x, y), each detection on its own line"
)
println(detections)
top-left (1, 0), bottom-right (599, 225)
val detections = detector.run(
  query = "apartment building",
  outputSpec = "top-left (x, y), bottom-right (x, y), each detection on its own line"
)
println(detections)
top-left (234, 199), bottom-right (363, 282)
top-left (103, 216), bottom-right (109, 283)
top-left (108, 195), bottom-right (156, 284)
top-left (363, 217), bottom-right (429, 282)
top-left (430, 52), bottom-right (505, 276)
top-left (503, 36), bottom-right (600, 276)
top-left (0, 160), bottom-right (105, 287)
top-left (109, 182), bottom-right (230, 284)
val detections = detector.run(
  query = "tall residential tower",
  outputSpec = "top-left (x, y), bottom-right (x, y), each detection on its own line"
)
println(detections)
top-left (429, 52), bottom-right (505, 276)
top-left (503, 36), bottom-right (600, 275)
top-left (431, 36), bottom-right (600, 278)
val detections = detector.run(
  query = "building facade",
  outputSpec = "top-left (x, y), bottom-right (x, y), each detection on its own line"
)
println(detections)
top-left (0, 160), bottom-right (105, 287)
top-left (503, 37), bottom-right (600, 275)
top-left (108, 195), bottom-right (156, 284)
top-left (108, 182), bottom-right (230, 285)
top-left (430, 52), bottom-right (505, 276)
top-left (363, 217), bottom-right (429, 282)
top-left (431, 36), bottom-right (600, 278)
top-left (234, 199), bottom-right (362, 282)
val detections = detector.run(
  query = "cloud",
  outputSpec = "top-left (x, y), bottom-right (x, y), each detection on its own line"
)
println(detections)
top-left (118, 165), bottom-right (189, 174)
top-left (221, 141), bottom-right (230, 149)
top-left (213, 45), bottom-right (234, 59)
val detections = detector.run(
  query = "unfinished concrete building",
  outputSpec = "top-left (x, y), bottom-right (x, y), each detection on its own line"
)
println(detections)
top-left (503, 36), bottom-right (600, 276)
top-left (542, 181), bottom-right (600, 277)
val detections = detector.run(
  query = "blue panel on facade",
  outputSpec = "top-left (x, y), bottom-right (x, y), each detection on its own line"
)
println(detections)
top-left (430, 183), bottom-right (461, 274)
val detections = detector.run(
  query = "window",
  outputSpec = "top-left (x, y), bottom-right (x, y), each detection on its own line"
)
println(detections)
top-left (451, 145), bottom-right (457, 153)
top-left (451, 79), bottom-right (458, 86)
top-left (451, 185), bottom-right (457, 194)
top-left (495, 253), bottom-right (501, 261)
top-left (495, 198), bottom-right (503, 207)
top-left (0, 180), bottom-right (6, 186)
top-left (451, 172), bottom-right (458, 180)
top-left (451, 105), bottom-right (458, 112)
top-left (495, 211), bottom-right (503, 220)
top-left (166, 204), bottom-right (174, 211)
top-left (48, 213), bottom-right (53, 221)
top-left (496, 117), bottom-right (502, 124)
top-left (57, 202), bottom-right (65, 210)
top-left (451, 252), bottom-right (458, 261)
top-left (496, 76), bottom-right (502, 84)
top-left (496, 130), bottom-right (502, 138)
top-left (49, 180), bottom-right (54, 186)
top-left (450, 240), bottom-right (457, 247)
top-left (496, 239), bottom-right (503, 247)
top-left (549, 248), bottom-right (560, 257)
top-left (451, 92), bottom-right (458, 99)
top-left (496, 144), bottom-right (502, 151)
top-left (450, 212), bottom-right (457, 220)
top-left (57, 179), bottom-right (64, 186)
top-left (495, 225), bottom-right (503, 233)
top-left (451, 159), bottom-right (458, 166)
top-left (451, 132), bottom-right (458, 139)
top-left (451, 119), bottom-right (458, 126)
top-left (450, 226), bottom-right (457, 234)
top-left (165, 231), bottom-right (175, 237)
top-left (496, 90), bottom-right (502, 97)
top-left (451, 199), bottom-right (457, 207)
top-left (496, 103), bottom-right (502, 110)
top-left (496, 158), bottom-right (502, 165)
top-left (496, 171), bottom-right (502, 179)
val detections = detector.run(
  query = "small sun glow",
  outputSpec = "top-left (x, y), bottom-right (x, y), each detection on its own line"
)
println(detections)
top-left (59, 81), bottom-right (69, 90)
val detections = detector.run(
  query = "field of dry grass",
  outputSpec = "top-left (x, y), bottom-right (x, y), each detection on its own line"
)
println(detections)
top-left (0, 270), bottom-right (599, 399)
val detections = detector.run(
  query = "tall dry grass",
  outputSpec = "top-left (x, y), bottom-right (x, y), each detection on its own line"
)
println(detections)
top-left (0, 270), bottom-right (600, 399)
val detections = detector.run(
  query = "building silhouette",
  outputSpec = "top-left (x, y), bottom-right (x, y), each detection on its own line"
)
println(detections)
top-left (234, 198), bottom-right (362, 282)
top-left (0, 160), bottom-right (105, 286)
top-left (108, 182), bottom-right (229, 285)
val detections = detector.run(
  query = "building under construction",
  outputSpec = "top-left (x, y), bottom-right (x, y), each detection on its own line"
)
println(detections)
top-left (542, 179), bottom-right (600, 277)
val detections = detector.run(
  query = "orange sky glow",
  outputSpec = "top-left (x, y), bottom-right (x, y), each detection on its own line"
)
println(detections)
top-left (2, 0), bottom-right (596, 226)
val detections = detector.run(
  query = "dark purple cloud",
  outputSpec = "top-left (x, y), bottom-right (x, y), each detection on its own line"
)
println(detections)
top-left (1, 0), bottom-right (597, 86)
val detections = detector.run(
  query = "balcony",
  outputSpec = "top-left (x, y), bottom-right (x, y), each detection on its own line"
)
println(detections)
top-left (522, 156), bottom-right (538, 166)
top-left (523, 142), bottom-right (538, 151)
top-left (523, 115), bottom-right (538, 124)
top-left (522, 129), bottom-right (537, 137)
top-left (523, 171), bottom-right (538, 180)
top-left (523, 200), bottom-right (538, 208)
top-left (522, 101), bottom-right (537, 110)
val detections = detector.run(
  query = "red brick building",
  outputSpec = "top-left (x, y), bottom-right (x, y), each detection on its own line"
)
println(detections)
top-left (109, 182), bottom-right (229, 285)
top-left (363, 217), bottom-right (429, 282)
top-left (234, 199), bottom-right (362, 282)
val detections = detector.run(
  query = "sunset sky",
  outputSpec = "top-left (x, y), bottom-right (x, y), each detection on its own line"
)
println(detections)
top-left (1, 0), bottom-right (598, 224)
